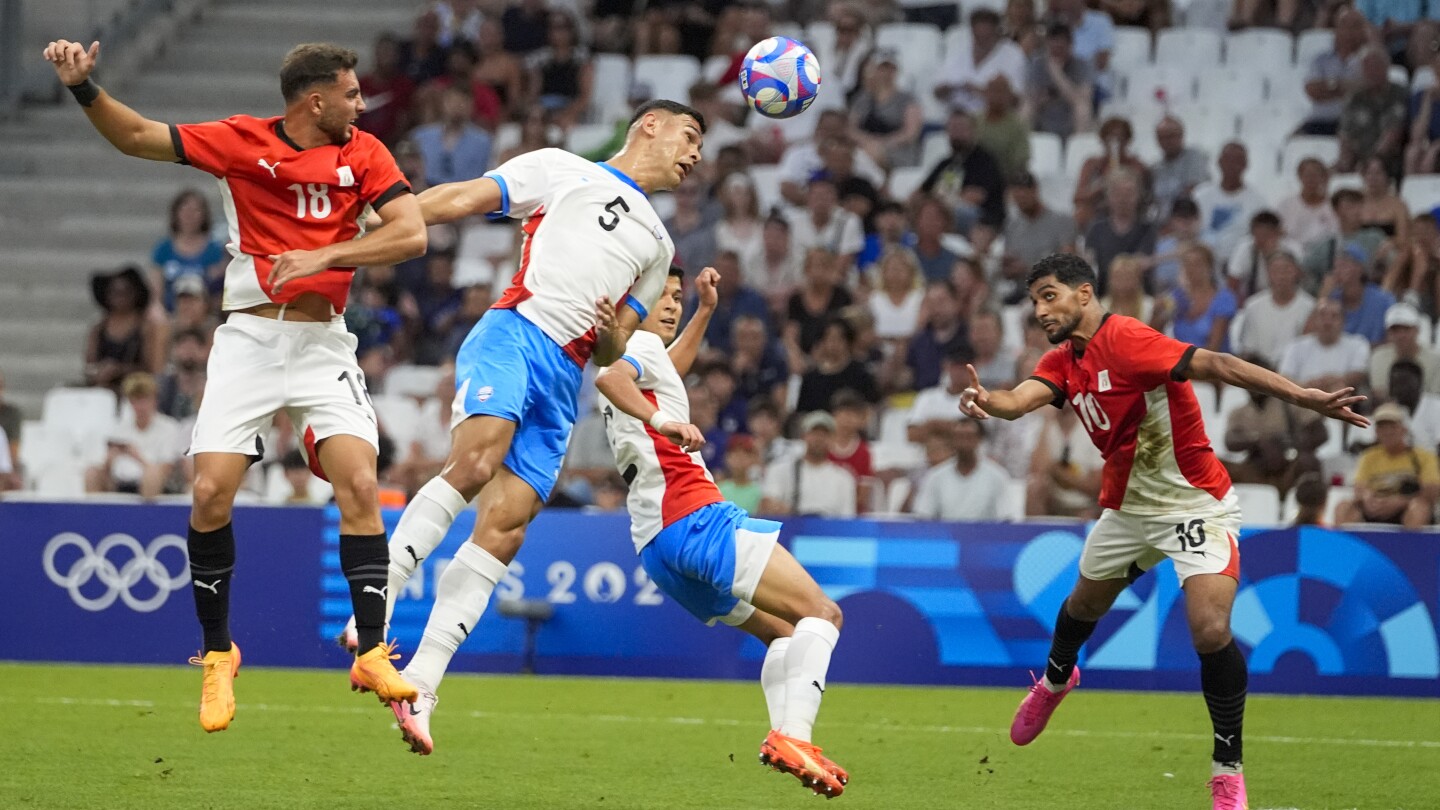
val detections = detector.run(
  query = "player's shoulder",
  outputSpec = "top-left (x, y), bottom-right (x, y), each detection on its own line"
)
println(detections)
top-left (1100, 313), bottom-right (1159, 340)
top-left (626, 329), bottom-right (668, 355)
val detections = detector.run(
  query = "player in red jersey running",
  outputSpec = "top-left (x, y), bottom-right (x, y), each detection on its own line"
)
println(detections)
top-left (44, 39), bottom-right (428, 732)
top-left (959, 254), bottom-right (1367, 810)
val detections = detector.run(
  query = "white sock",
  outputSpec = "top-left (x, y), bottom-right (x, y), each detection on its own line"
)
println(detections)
top-left (761, 636), bottom-right (792, 731)
top-left (779, 617), bottom-right (840, 742)
top-left (1212, 761), bottom-right (1243, 777)
top-left (385, 477), bottom-right (469, 625)
top-left (403, 542), bottom-right (507, 692)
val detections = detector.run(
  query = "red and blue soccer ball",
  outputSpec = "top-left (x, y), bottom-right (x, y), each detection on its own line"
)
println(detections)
top-left (738, 36), bottom-right (821, 119)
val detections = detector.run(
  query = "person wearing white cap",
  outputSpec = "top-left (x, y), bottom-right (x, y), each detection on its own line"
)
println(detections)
top-left (1369, 301), bottom-right (1440, 397)
top-left (760, 411), bottom-right (857, 518)
top-left (1335, 401), bottom-right (1440, 528)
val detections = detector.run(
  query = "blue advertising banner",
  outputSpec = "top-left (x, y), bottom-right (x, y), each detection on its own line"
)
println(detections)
top-left (4, 500), bottom-right (1438, 697)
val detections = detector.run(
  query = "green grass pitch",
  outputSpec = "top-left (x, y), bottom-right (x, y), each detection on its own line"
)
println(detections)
top-left (0, 662), bottom-right (1435, 809)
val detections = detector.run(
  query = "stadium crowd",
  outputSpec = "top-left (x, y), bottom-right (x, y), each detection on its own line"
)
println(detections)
top-left (29, 0), bottom-right (1440, 528)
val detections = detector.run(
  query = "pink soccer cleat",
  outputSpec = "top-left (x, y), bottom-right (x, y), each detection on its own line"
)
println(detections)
top-left (1207, 773), bottom-right (1248, 810)
top-left (390, 682), bottom-right (438, 756)
top-left (1009, 667), bottom-right (1080, 745)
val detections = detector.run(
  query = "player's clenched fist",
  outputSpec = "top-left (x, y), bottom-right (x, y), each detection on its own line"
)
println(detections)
top-left (657, 420), bottom-right (706, 453)
top-left (43, 39), bottom-right (99, 86)
top-left (694, 266), bottom-right (719, 308)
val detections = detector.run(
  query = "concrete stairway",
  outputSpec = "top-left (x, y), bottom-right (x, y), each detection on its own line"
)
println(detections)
top-left (0, 0), bottom-right (414, 416)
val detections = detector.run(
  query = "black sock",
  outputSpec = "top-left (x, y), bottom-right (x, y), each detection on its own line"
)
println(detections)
top-left (1044, 599), bottom-right (1099, 686)
top-left (1199, 639), bottom-right (1247, 766)
top-left (340, 533), bottom-right (391, 655)
top-left (188, 523), bottom-right (235, 653)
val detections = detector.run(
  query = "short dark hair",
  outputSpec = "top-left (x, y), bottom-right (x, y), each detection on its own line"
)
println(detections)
top-left (1251, 210), bottom-right (1281, 229)
top-left (1170, 197), bottom-right (1200, 219)
top-left (280, 43), bottom-right (359, 103)
top-left (173, 327), bottom-right (207, 346)
top-left (1332, 187), bottom-right (1364, 208)
top-left (668, 264), bottom-right (686, 280)
top-left (970, 8), bottom-right (1002, 26)
top-left (281, 449), bottom-right (309, 471)
top-left (830, 389), bottom-right (867, 412)
top-left (1026, 253), bottom-right (1096, 289)
top-left (1391, 359), bottom-right (1424, 379)
top-left (628, 99), bottom-right (707, 134)
top-left (169, 189), bottom-right (212, 236)
top-left (822, 316), bottom-right (856, 345)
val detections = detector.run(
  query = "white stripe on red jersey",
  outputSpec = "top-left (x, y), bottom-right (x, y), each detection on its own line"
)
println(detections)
top-left (1029, 314), bottom-right (1232, 515)
top-left (600, 330), bottom-right (723, 551)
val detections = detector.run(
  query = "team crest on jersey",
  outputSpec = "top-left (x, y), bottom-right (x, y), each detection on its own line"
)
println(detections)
top-left (336, 166), bottom-right (355, 187)
top-left (476, 385), bottom-right (494, 402)
top-left (1097, 370), bottom-right (1112, 392)
top-left (651, 224), bottom-right (665, 241)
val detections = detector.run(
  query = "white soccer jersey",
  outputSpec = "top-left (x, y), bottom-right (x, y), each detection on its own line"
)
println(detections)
top-left (486, 148), bottom-right (675, 365)
top-left (599, 330), bottom-right (723, 551)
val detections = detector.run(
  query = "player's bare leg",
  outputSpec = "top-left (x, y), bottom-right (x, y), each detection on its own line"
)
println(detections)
top-left (1011, 575), bottom-right (1129, 745)
top-left (315, 434), bottom-right (416, 705)
top-left (1184, 573), bottom-right (1249, 809)
top-left (392, 465), bottom-right (541, 755)
top-left (187, 452), bottom-right (250, 732)
top-left (747, 546), bottom-right (848, 797)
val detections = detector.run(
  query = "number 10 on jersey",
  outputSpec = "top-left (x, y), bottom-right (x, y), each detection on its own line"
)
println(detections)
top-left (1071, 391), bottom-right (1111, 432)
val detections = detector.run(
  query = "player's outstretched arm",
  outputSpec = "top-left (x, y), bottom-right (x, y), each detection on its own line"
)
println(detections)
top-left (268, 193), bottom-right (427, 294)
top-left (43, 40), bottom-right (176, 162)
top-left (1185, 349), bottom-right (1371, 427)
top-left (959, 364), bottom-right (1057, 421)
top-left (415, 177), bottom-right (504, 224)
top-left (666, 267), bottom-right (719, 377)
top-left (595, 363), bottom-right (705, 452)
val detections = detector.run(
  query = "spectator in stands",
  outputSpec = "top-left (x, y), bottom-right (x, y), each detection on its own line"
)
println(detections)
top-left (760, 411), bottom-right (858, 517)
top-left (0, 424), bottom-right (15, 491)
top-left (827, 388), bottom-right (874, 490)
top-left (908, 347), bottom-right (972, 441)
top-left (1278, 298), bottom-right (1371, 389)
top-left (1026, 22), bottom-right (1094, 139)
top-left (1002, 171), bottom-right (1077, 281)
top-left (789, 175), bottom-right (865, 268)
top-left (849, 49), bottom-right (924, 169)
top-left (1407, 46), bottom-right (1440, 173)
top-left (156, 327), bottom-right (207, 421)
top-left (935, 8), bottom-right (1029, 115)
top-left (896, 280), bottom-right (972, 393)
top-left (1086, 169), bottom-right (1159, 298)
top-left (171, 273), bottom-right (218, 336)
top-left (1151, 197), bottom-right (1203, 295)
top-left (1047, 0), bottom-right (1115, 79)
top-left (1358, 156), bottom-right (1411, 246)
top-left (502, 0), bottom-right (550, 55)
top-left (418, 41), bottom-right (503, 130)
top-left (910, 196), bottom-right (964, 282)
top-left (785, 248), bottom-right (853, 356)
top-left (686, 383), bottom-right (731, 473)
top-left (1101, 254), bottom-right (1157, 324)
top-left (1387, 358), bottom-right (1440, 453)
top-left (756, 215), bottom-right (803, 308)
top-left (443, 283), bottom-right (494, 357)
top-left (1336, 402), bottom-right (1440, 528)
top-left (688, 252), bottom-right (768, 354)
top-left (410, 247), bottom-right (464, 365)
top-left (1237, 250), bottom-right (1317, 367)
top-left (667, 178), bottom-right (719, 270)
top-left (1355, 0), bottom-right (1432, 58)
top-left (816, 2), bottom-right (874, 104)
top-left (269, 449), bottom-right (329, 505)
top-left (920, 109), bottom-right (1008, 237)
top-left (1370, 302), bottom-right (1440, 396)
top-left (779, 111), bottom-right (882, 207)
top-left (699, 359), bottom-right (745, 436)
top-left (912, 419), bottom-right (1011, 520)
top-left (969, 308), bottom-right (1018, 386)
top-left (869, 247), bottom-right (925, 342)
top-left (858, 202), bottom-right (909, 276)
top-left (1277, 158), bottom-right (1340, 249)
top-left (402, 11), bottom-right (447, 86)
top-left (731, 315), bottom-right (789, 411)
top-left (391, 363), bottom-right (457, 498)
top-left (1228, 0), bottom-right (1299, 29)
top-left (85, 265), bottom-right (165, 393)
top-left (0, 369), bottom-right (19, 473)
top-left (1193, 142), bottom-right (1269, 262)
top-left (1026, 405), bottom-right (1104, 518)
top-left (496, 107), bottom-right (559, 164)
top-left (358, 33), bottom-right (416, 146)
top-left (975, 76), bottom-right (1032, 180)
top-left (411, 85), bottom-right (494, 186)
top-left (1336, 47), bottom-right (1408, 173)
top-left (474, 19), bottom-right (525, 124)
top-left (1075, 117), bottom-right (1152, 227)
top-left (1298, 6), bottom-right (1367, 136)
top-left (1103, 0), bottom-right (1171, 29)
top-left (1149, 116), bottom-right (1211, 222)
top-left (1223, 356), bottom-right (1325, 493)
top-left (1323, 243), bottom-right (1396, 344)
top-left (432, 0), bottom-right (482, 48)
top-left (1159, 243), bottom-right (1237, 352)
top-left (717, 434), bottom-right (763, 514)
top-left (1302, 189), bottom-right (1387, 291)
top-left (795, 318), bottom-right (881, 413)
top-left (84, 373), bottom-right (181, 499)
top-left (1226, 210), bottom-right (1303, 299)
top-left (1291, 472), bottom-right (1330, 526)
top-left (1382, 213), bottom-right (1440, 320)
top-left (713, 173), bottom-right (765, 278)
top-left (150, 189), bottom-right (225, 314)
top-left (747, 399), bottom-right (796, 468)
top-left (523, 11), bottom-right (593, 130)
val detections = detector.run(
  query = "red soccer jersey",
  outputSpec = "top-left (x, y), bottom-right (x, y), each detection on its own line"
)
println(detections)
top-left (1028, 314), bottom-right (1232, 514)
top-left (170, 115), bottom-right (410, 313)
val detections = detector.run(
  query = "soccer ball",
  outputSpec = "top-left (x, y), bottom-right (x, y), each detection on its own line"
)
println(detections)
top-left (738, 36), bottom-right (821, 119)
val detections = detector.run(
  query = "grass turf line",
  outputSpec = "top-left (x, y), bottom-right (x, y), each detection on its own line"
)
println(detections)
top-left (0, 663), bottom-right (1435, 810)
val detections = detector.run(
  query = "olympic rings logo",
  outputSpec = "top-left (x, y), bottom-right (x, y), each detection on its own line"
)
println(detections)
top-left (42, 532), bottom-right (190, 612)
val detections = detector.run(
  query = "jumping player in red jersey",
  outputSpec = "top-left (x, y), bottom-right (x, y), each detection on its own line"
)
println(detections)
top-left (959, 254), bottom-right (1368, 810)
top-left (44, 39), bottom-right (428, 732)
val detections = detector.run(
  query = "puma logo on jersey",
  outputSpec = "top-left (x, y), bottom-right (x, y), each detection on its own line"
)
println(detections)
top-left (258, 158), bottom-right (281, 178)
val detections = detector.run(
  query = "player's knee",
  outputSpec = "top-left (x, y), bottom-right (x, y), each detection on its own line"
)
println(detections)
top-left (1065, 596), bottom-right (1110, 623)
top-left (1190, 616), bottom-right (1232, 653)
top-left (452, 451), bottom-right (500, 492)
top-left (335, 467), bottom-right (380, 509)
top-left (190, 474), bottom-right (234, 528)
top-left (810, 596), bottom-right (843, 630)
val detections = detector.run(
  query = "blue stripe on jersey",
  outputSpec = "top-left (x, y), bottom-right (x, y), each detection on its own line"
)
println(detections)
top-left (622, 293), bottom-right (649, 321)
top-left (597, 162), bottom-right (647, 198)
top-left (620, 355), bottom-right (644, 378)
top-left (483, 172), bottom-right (511, 220)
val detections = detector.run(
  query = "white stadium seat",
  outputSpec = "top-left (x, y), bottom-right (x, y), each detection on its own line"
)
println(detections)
top-left (888, 166), bottom-right (929, 201)
top-left (875, 23), bottom-right (944, 81)
top-left (1124, 64), bottom-right (1196, 106)
top-left (370, 394), bottom-right (422, 455)
top-left (1402, 174), bottom-right (1440, 212)
top-left (1224, 28), bottom-right (1294, 73)
top-left (384, 365), bottom-right (442, 399)
top-left (1110, 26), bottom-right (1153, 72)
top-left (1063, 132), bottom-right (1103, 181)
top-left (1279, 136), bottom-right (1339, 178)
top-left (41, 387), bottom-right (117, 468)
top-left (1155, 28), bottom-right (1223, 70)
top-left (1028, 132), bottom-right (1063, 176)
top-left (1196, 68), bottom-right (1267, 113)
top-left (1295, 29), bottom-right (1334, 69)
top-left (804, 22), bottom-right (836, 61)
top-left (1232, 482), bottom-right (1283, 525)
top-left (589, 53), bottom-right (632, 125)
top-left (566, 123), bottom-right (615, 156)
top-left (633, 55), bottom-right (703, 107)
top-left (921, 130), bottom-right (952, 170)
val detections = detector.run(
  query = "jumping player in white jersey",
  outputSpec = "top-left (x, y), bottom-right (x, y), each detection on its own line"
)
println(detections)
top-left (355, 100), bottom-right (705, 752)
top-left (44, 39), bottom-right (428, 732)
top-left (595, 266), bottom-right (848, 797)
top-left (960, 254), bottom-right (1368, 810)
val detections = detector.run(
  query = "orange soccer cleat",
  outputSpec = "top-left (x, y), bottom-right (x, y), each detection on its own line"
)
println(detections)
top-left (759, 729), bottom-right (847, 798)
top-left (349, 641), bottom-right (419, 705)
top-left (189, 643), bottom-right (241, 733)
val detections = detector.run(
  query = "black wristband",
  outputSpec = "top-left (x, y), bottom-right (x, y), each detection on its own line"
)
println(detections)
top-left (67, 78), bottom-right (100, 107)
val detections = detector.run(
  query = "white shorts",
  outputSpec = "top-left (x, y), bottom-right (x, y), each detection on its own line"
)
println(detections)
top-left (1079, 490), bottom-right (1242, 585)
top-left (188, 313), bottom-right (378, 458)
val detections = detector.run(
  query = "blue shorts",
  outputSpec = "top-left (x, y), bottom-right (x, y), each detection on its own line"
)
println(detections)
top-left (640, 502), bottom-right (782, 626)
top-left (452, 308), bottom-right (583, 501)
